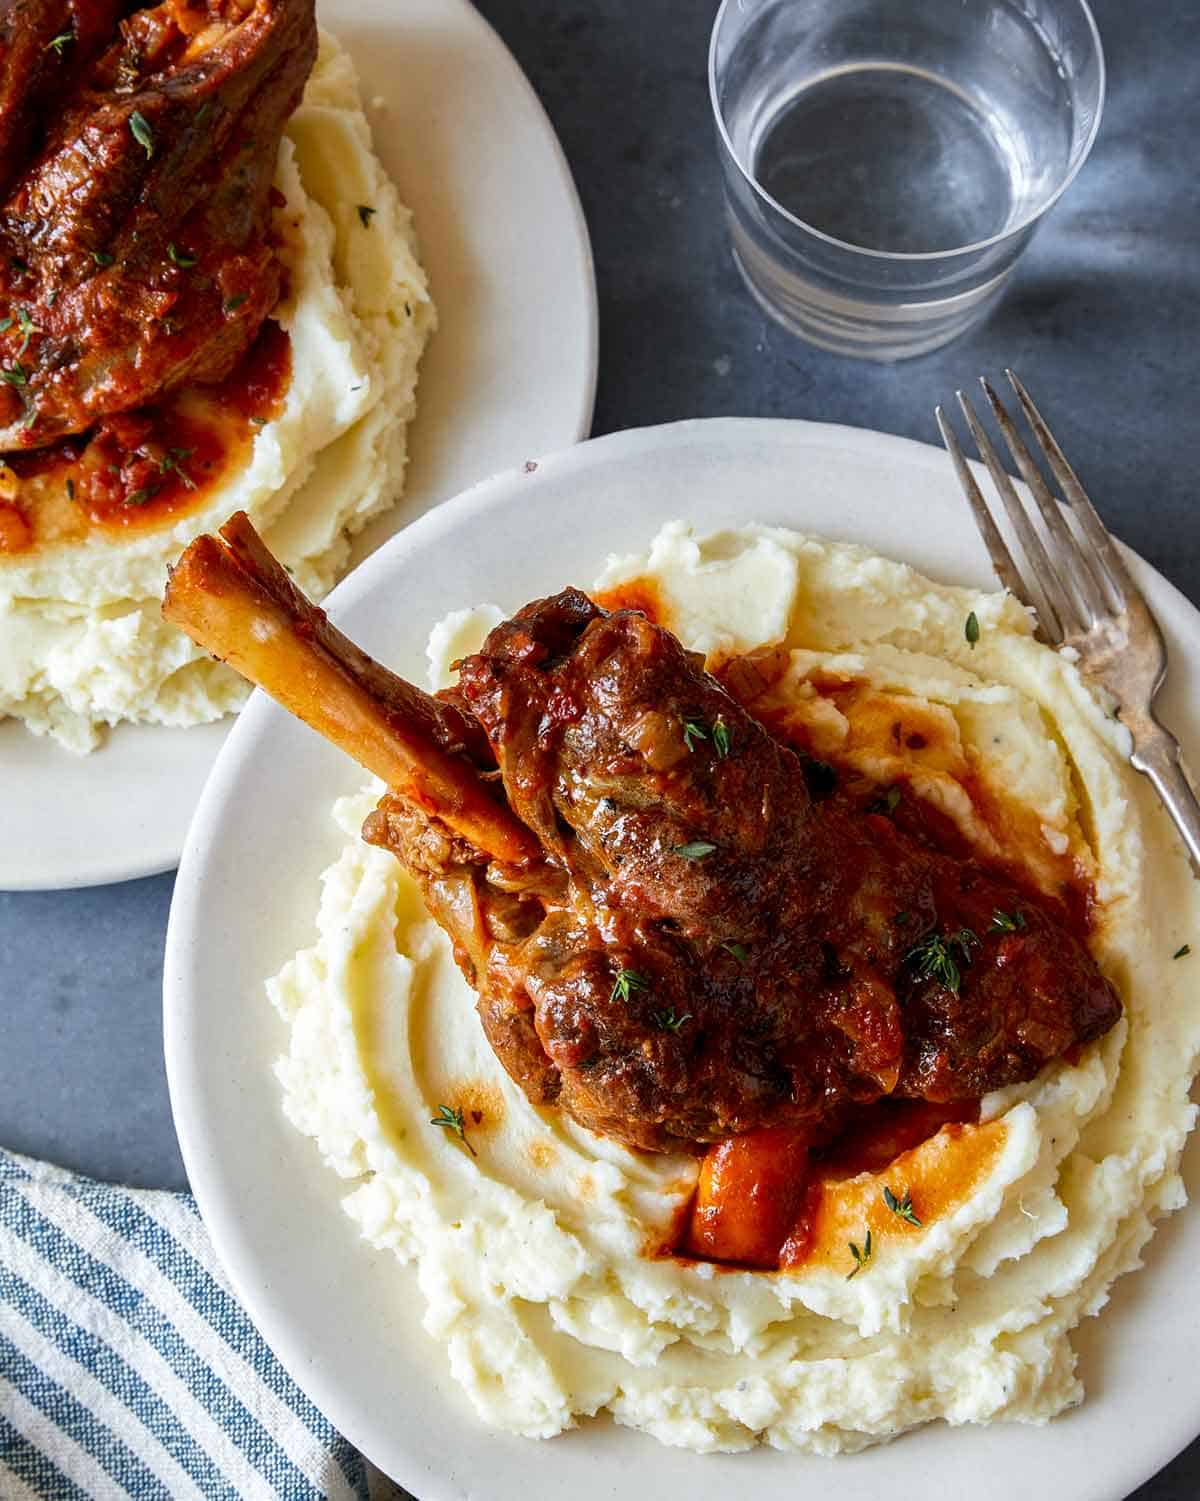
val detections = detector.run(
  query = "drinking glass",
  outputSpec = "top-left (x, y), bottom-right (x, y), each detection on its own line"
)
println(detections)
top-left (709, 0), bottom-right (1105, 360)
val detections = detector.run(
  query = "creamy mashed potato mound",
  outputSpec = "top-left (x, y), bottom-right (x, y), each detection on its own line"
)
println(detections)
top-left (0, 30), bottom-right (434, 751)
top-left (269, 521), bottom-right (1200, 1454)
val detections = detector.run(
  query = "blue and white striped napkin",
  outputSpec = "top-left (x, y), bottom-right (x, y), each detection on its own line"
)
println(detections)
top-left (0, 1148), bottom-right (399, 1501)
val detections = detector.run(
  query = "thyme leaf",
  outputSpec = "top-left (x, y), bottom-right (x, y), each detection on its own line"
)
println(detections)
top-left (1174, 943), bottom-right (1191, 960)
top-left (46, 31), bottom-right (73, 54)
top-left (673, 840), bottom-right (716, 860)
top-left (90, 249), bottom-right (114, 267)
top-left (989, 908), bottom-right (1027, 934)
top-left (712, 717), bottom-right (732, 758)
top-left (653, 1009), bottom-right (692, 1033)
top-left (0, 362), bottom-right (26, 387)
top-left (869, 785), bottom-right (902, 815)
top-left (357, 204), bottom-right (376, 228)
top-left (721, 941), bottom-right (749, 962)
top-left (129, 110), bottom-right (154, 158)
top-left (680, 714), bottom-right (708, 752)
top-left (167, 243), bottom-right (196, 268)
top-left (124, 484), bottom-right (162, 506)
top-left (965, 610), bottom-right (980, 648)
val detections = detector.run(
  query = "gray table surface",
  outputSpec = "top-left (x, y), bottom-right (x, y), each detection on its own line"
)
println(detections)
top-left (2, 0), bottom-right (1197, 1495)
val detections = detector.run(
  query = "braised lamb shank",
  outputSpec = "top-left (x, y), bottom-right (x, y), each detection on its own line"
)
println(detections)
top-left (164, 515), bottom-right (1122, 1157)
top-left (0, 0), bottom-right (316, 448)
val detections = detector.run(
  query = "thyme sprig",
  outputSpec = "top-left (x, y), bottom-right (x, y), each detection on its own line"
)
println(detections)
top-left (158, 447), bottom-right (196, 489)
top-left (653, 1009), bottom-right (692, 1033)
top-left (906, 926), bottom-right (980, 994)
top-left (846, 1228), bottom-right (873, 1280)
top-left (883, 1186), bottom-right (922, 1227)
top-left (429, 1103), bottom-right (476, 1156)
top-left (14, 307), bottom-right (40, 357)
top-left (610, 968), bottom-right (649, 1004)
top-left (680, 712), bottom-right (732, 758)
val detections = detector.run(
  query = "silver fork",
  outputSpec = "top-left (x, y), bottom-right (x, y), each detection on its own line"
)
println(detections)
top-left (936, 370), bottom-right (1200, 877)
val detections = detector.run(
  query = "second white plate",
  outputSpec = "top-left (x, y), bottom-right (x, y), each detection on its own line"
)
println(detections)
top-left (166, 417), bottom-right (1200, 1501)
top-left (2, 0), bottom-right (597, 891)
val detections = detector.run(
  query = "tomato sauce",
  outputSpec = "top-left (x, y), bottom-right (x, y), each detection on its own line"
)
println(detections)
top-left (664, 1099), bottom-right (995, 1275)
top-left (779, 1119), bottom-right (1007, 1273)
top-left (592, 579), bottom-right (665, 624)
top-left (0, 319), bottom-right (291, 554)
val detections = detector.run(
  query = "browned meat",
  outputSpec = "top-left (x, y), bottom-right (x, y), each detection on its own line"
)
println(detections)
top-left (162, 519), bottom-right (1123, 1159)
top-left (0, 0), bottom-right (316, 448)
top-left (363, 587), bottom-right (1122, 1153)
top-left (0, 1), bottom-right (125, 188)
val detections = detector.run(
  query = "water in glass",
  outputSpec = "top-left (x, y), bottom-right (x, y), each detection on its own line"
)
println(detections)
top-left (710, 0), bottom-right (1103, 358)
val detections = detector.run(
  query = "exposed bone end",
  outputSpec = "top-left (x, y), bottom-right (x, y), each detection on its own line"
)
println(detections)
top-left (163, 511), bottom-right (542, 867)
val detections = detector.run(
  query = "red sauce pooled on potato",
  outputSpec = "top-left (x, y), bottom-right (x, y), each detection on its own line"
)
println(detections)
top-left (0, 321), bottom-right (290, 553)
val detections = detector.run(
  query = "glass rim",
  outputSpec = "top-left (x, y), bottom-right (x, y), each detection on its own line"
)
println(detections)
top-left (708, 0), bottom-right (1107, 265)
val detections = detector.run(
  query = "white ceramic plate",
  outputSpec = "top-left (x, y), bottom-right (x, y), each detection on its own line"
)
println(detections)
top-left (1, 0), bottom-right (597, 892)
top-left (165, 419), bottom-right (1200, 1501)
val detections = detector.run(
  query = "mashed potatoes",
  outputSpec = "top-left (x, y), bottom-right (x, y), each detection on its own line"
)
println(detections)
top-left (0, 30), bottom-right (434, 752)
top-left (268, 521), bottom-right (1200, 1454)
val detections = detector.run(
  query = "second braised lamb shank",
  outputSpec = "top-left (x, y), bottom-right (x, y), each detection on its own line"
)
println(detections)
top-left (0, 0), bottom-right (316, 448)
top-left (164, 515), bottom-right (1122, 1156)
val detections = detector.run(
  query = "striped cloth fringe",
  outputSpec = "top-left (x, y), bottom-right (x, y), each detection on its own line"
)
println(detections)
top-left (0, 1148), bottom-right (397, 1501)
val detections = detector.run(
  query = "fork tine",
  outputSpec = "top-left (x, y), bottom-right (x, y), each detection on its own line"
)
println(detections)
top-left (955, 391), bottom-right (1070, 643)
top-left (935, 405), bottom-right (1033, 612)
top-left (979, 377), bottom-right (1111, 628)
top-left (1005, 370), bottom-right (1129, 612)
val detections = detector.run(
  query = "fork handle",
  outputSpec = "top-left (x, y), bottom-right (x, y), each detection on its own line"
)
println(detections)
top-left (1129, 724), bottom-right (1200, 878)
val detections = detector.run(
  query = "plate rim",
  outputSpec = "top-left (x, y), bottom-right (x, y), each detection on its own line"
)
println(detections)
top-left (165, 415), bottom-right (1200, 1501)
top-left (1, 0), bottom-right (598, 893)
